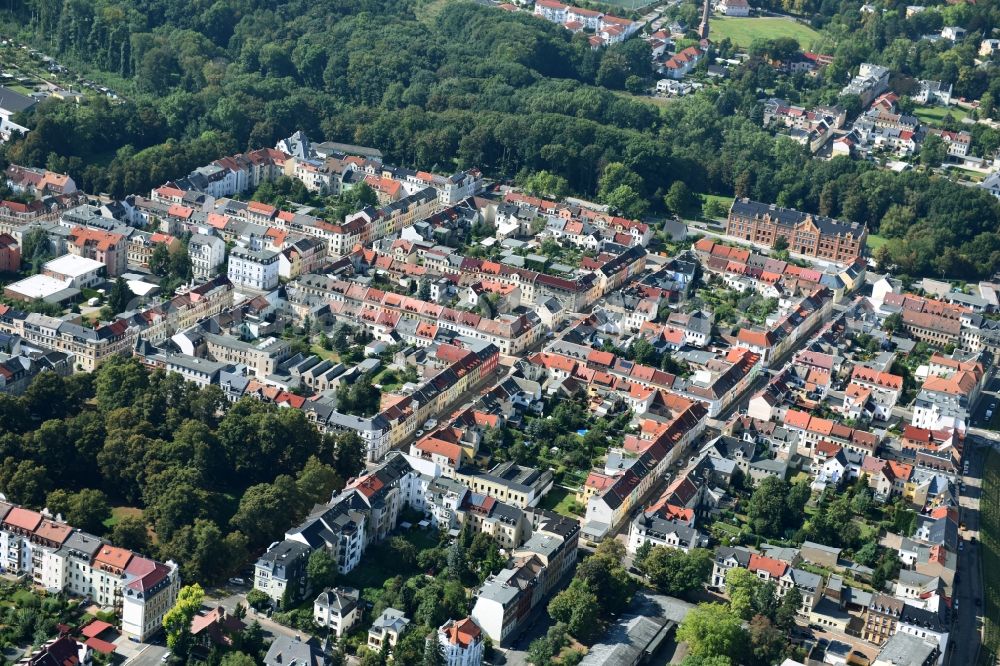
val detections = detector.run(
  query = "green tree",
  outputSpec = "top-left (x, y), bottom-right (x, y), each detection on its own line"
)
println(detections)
top-left (422, 633), bottom-right (446, 666)
top-left (45, 488), bottom-right (110, 534)
top-left (20, 227), bottom-right (52, 273)
top-left (747, 477), bottom-right (791, 538)
top-left (163, 584), bottom-right (204, 654)
top-left (446, 538), bottom-right (466, 580)
top-left (676, 603), bottom-right (749, 661)
top-left (643, 547), bottom-right (712, 599)
top-left (307, 548), bottom-right (338, 590)
top-left (680, 655), bottom-right (732, 666)
top-left (230, 477), bottom-right (302, 548)
top-left (107, 276), bottom-right (135, 315)
top-left (664, 181), bottom-right (698, 218)
top-left (524, 170), bottom-right (570, 199)
top-left (748, 615), bottom-right (785, 665)
top-left (296, 456), bottom-right (342, 507)
top-left (149, 243), bottom-right (171, 277)
top-left (775, 587), bottom-right (802, 631)
top-left (603, 184), bottom-right (647, 219)
top-left (725, 567), bottom-right (763, 620)
top-left (245, 589), bottom-right (270, 610)
top-left (548, 579), bottom-right (601, 644)
top-left (111, 515), bottom-right (151, 553)
top-left (920, 133), bottom-right (948, 168)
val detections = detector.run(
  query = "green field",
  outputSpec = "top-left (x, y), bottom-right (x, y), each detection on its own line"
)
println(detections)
top-left (538, 486), bottom-right (585, 517)
top-left (913, 105), bottom-right (969, 127)
top-left (981, 449), bottom-right (1000, 660)
top-left (709, 16), bottom-right (822, 49)
top-left (867, 234), bottom-right (889, 250)
top-left (701, 193), bottom-right (734, 208)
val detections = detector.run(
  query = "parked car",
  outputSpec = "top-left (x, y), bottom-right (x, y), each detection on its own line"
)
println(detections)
top-left (228, 577), bottom-right (246, 586)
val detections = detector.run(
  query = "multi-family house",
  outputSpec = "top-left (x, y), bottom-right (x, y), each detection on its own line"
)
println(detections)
top-left (840, 63), bottom-right (890, 106)
top-left (253, 539), bottom-right (312, 607)
top-left (438, 617), bottom-right (485, 666)
top-left (313, 587), bottom-right (360, 637)
top-left (471, 515), bottom-right (579, 644)
top-left (67, 226), bottom-right (126, 277)
top-left (228, 246), bottom-right (280, 291)
top-left (188, 234), bottom-right (226, 280)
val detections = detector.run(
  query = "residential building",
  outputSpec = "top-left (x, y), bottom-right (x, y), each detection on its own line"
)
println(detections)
top-left (6, 165), bottom-right (76, 197)
top-left (368, 608), bottom-right (410, 652)
top-left (228, 246), bottom-right (280, 291)
top-left (726, 199), bottom-right (867, 263)
top-left (718, 0), bottom-right (751, 16)
top-left (0, 500), bottom-right (178, 642)
top-left (188, 234), bottom-right (226, 280)
top-left (263, 636), bottom-right (326, 666)
top-left (0, 233), bottom-right (19, 273)
top-left (664, 46), bottom-right (704, 79)
top-left (253, 539), bottom-right (311, 607)
top-left (471, 514), bottom-right (579, 644)
top-left (913, 80), bottom-right (952, 106)
top-left (313, 587), bottom-right (360, 637)
top-left (841, 63), bottom-right (890, 106)
top-left (438, 617), bottom-right (485, 666)
top-left (66, 227), bottom-right (126, 277)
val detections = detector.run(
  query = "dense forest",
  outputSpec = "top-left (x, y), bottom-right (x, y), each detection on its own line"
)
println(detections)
top-left (2, 0), bottom-right (1000, 278)
top-left (0, 358), bottom-right (365, 585)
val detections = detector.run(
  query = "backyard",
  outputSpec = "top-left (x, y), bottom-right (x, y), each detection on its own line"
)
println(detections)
top-left (709, 16), bottom-right (822, 49)
top-left (538, 486), bottom-right (585, 518)
top-left (913, 104), bottom-right (969, 127)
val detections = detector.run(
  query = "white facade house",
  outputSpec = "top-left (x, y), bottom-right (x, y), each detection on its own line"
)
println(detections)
top-left (227, 246), bottom-right (280, 291)
top-left (438, 617), bottom-right (485, 666)
top-left (189, 234), bottom-right (226, 281)
top-left (718, 0), bottom-right (751, 16)
top-left (0, 504), bottom-right (179, 642)
top-left (313, 587), bottom-right (360, 637)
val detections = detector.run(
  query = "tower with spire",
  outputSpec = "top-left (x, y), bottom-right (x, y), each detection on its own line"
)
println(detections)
top-left (699, 0), bottom-right (711, 40)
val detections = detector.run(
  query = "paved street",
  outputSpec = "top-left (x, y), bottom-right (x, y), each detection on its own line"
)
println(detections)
top-left (950, 439), bottom-right (986, 666)
top-left (122, 642), bottom-right (169, 666)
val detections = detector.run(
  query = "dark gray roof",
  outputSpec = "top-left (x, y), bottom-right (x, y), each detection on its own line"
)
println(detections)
top-left (0, 86), bottom-right (35, 113)
top-left (731, 198), bottom-right (865, 238)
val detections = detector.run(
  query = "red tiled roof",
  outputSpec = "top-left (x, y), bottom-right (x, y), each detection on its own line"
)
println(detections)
top-left (80, 620), bottom-right (113, 639)
top-left (4, 507), bottom-right (42, 532)
top-left (445, 617), bottom-right (481, 647)
top-left (748, 554), bottom-right (788, 578)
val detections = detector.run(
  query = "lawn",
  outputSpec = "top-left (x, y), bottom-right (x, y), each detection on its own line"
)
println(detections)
top-left (866, 234), bottom-right (889, 250)
top-left (980, 448), bottom-right (1000, 659)
top-left (310, 344), bottom-right (340, 362)
top-left (709, 16), bottom-right (822, 49)
top-left (538, 486), bottom-right (585, 518)
top-left (700, 193), bottom-right (734, 209)
top-left (103, 506), bottom-right (143, 529)
top-left (948, 166), bottom-right (986, 183)
top-left (913, 105), bottom-right (968, 127)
